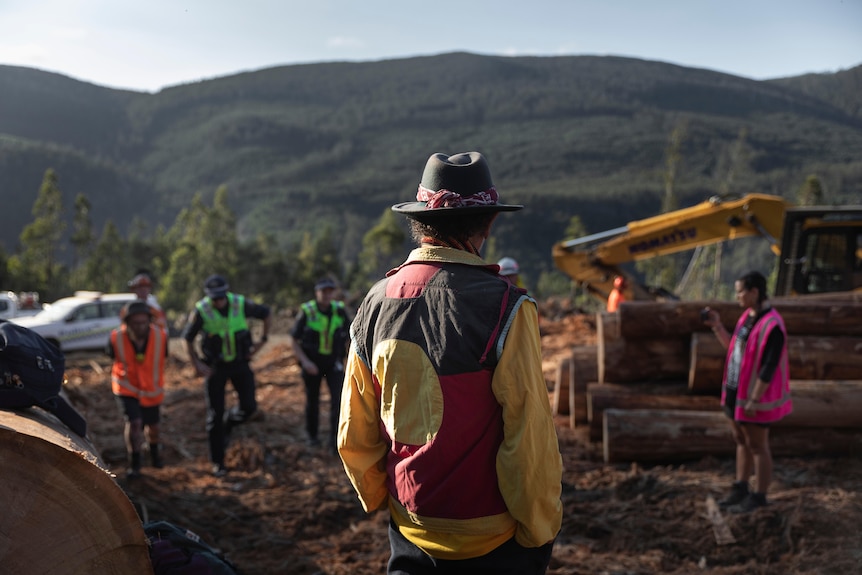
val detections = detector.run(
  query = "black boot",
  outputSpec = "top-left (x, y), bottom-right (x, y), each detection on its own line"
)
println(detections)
top-left (149, 443), bottom-right (163, 468)
top-left (718, 481), bottom-right (749, 508)
top-left (127, 452), bottom-right (142, 479)
top-left (729, 491), bottom-right (768, 513)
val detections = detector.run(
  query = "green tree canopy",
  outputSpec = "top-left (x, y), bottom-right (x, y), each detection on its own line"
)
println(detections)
top-left (352, 208), bottom-right (406, 291)
top-left (797, 175), bottom-right (825, 206)
top-left (81, 220), bottom-right (127, 292)
top-left (70, 193), bottom-right (95, 267)
top-left (161, 188), bottom-right (242, 311)
top-left (10, 169), bottom-right (67, 298)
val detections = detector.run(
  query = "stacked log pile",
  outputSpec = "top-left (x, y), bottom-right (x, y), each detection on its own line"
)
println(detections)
top-left (552, 345), bottom-right (597, 429)
top-left (553, 293), bottom-right (862, 463)
top-left (0, 406), bottom-right (152, 574)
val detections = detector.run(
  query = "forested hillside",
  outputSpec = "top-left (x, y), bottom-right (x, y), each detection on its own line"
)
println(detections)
top-left (1, 53), bottom-right (861, 307)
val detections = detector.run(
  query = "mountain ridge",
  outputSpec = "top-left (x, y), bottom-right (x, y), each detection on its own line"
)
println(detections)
top-left (1, 53), bottom-right (860, 282)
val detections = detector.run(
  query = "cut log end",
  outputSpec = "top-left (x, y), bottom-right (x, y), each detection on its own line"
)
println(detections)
top-left (0, 407), bottom-right (152, 574)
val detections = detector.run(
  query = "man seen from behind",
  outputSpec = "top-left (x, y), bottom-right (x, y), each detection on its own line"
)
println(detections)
top-left (337, 151), bottom-right (563, 574)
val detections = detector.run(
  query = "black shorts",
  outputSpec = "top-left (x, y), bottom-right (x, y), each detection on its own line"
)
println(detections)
top-left (116, 395), bottom-right (161, 425)
top-left (723, 389), bottom-right (769, 427)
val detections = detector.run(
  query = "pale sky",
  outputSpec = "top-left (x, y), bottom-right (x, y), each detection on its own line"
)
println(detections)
top-left (1, 0), bottom-right (860, 93)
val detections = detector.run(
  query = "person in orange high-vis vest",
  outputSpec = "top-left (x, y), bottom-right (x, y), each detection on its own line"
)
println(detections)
top-left (607, 275), bottom-right (627, 312)
top-left (108, 301), bottom-right (169, 478)
top-left (125, 270), bottom-right (168, 330)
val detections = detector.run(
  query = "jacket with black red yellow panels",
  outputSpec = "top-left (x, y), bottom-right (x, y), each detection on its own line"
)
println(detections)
top-left (338, 246), bottom-right (563, 560)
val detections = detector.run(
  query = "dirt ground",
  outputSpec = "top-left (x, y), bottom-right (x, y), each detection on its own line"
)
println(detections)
top-left (61, 305), bottom-right (862, 575)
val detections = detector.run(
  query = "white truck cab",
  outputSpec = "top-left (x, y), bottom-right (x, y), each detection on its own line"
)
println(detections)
top-left (0, 291), bottom-right (42, 320)
top-left (10, 291), bottom-right (136, 352)
top-left (0, 291), bottom-right (18, 320)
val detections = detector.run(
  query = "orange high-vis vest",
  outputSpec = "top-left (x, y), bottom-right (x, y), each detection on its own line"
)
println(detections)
top-left (607, 288), bottom-right (625, 312)
top-left (110, 324), bottom-right (167, 407)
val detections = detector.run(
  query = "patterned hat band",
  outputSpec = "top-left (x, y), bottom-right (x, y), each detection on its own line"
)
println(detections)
top-left (416, 185), bottom-right (500, 209)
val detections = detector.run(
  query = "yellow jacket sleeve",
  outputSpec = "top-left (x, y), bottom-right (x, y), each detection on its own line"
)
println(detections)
top-left (492, 301), bottom-right (563, 547)
top-left (337, 348), bottom-right (390, 513)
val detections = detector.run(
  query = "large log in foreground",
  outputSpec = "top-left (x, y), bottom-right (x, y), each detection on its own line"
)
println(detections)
top-left (0, 407), bottom-right (152, 574)
top-left (602, 408), bottom-right (862, 463)
top-left (689, 332), bottom-right (862, 394)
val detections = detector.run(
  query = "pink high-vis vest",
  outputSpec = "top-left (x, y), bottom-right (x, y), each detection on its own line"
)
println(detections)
top-left (721, 307), bottom-right (792, 423)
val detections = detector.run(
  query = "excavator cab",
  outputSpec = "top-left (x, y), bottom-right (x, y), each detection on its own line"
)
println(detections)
top-left (775, 206), bottom-right (862, 296)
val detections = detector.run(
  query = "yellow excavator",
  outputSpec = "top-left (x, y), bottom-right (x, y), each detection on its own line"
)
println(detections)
top-left (552, 193), bottom-right (862, 303)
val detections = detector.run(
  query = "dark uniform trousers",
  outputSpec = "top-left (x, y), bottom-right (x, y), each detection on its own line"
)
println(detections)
top-left (205, 359), bottom-right (257, 466)
top-left (302, 353), bottom-right (343, 448)
top-left (387, 520), bottom-right (554, 575)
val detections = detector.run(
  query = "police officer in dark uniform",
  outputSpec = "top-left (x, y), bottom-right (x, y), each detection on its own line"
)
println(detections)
top-left (289, 278), bottom-right (349, 452)
top-left (183, 274), bottom-right (271, 476)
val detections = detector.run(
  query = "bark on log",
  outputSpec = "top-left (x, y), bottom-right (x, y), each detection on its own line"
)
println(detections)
top-left (552, 346), bottom-right (599, 426)
top-left (782, 380), bottom-right (862, 428)
top-left (598, 311), bottom-right (690, 383)
top-left (602, 408), bottom-right (862, 463)
top-left (616, 301), bottom-right (738, 339)
top-left (599, 335), bottom-right (689, 384)
top-left (552, 358), bottom-right (570, 416)
top-left (589, 380), bottom-right (862, 444)
top-left (776, 291), bottom-right (862, 303)
top-left (688, 332), bottom-right (726, 394)
top-left (617, 298), bottom-right (862, 339)
top-left (569, 345), bottom-right (598, 428)
top-left (0, 407), bottom-right (152, 574)
top-left (771, 298), bottom-right (862, 336)
top-left (689, 332), bottom-right (862, 394)
top-left (587, 382), bottom-right (720, 441)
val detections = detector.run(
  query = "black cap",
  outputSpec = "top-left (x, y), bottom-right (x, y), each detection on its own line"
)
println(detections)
top-left (123, 301), bottom-right (152, 321)
top-left (314, 278), bottom-right (337, 291)
top-left (204, 274), bottom-right (229, 299)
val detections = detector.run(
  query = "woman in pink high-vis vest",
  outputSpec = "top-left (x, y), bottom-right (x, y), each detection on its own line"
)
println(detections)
top-left (702, 271), bottom-right (792, 513)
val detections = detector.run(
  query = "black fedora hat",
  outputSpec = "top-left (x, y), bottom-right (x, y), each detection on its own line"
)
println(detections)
top-left (392, 152), bottom-right (523, 219)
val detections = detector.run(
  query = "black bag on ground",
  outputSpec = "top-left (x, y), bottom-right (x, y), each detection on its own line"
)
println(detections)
top-left (144, 521), bottom-right (241, 575)
top-left (0, 319), bottom-right (87, 437)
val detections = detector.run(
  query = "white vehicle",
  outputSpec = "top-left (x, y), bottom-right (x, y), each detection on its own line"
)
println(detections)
top-left (11, 291), bottom-right (137, 353)
top-left (0, 291), bottom-right (44, 320)
top-left (0, 291), bottom-right (20, 320)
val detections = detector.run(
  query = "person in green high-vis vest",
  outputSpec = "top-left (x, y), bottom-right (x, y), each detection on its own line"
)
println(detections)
top-left (183, 274), bottom-right (271, 477)
top-left (289, 277), bottom-right (350, 453)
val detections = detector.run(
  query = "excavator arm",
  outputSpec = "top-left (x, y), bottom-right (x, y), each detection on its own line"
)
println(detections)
top-left (553, 194), bottom-right (790, 302)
